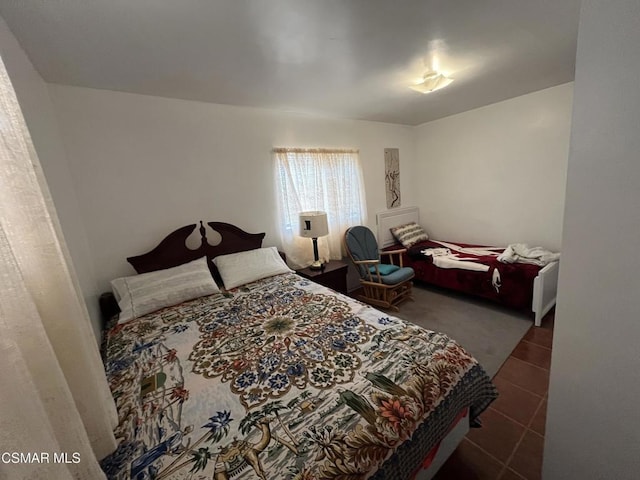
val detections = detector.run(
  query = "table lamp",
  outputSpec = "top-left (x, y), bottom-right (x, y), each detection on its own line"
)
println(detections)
top-left (299, 211), bottom-right (329, 270)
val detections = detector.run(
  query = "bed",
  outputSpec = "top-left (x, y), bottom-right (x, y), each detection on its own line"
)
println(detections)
top-left (99, 221), bottom-right (497, 480)
top-left (377, 207), bottom-right (559, 327)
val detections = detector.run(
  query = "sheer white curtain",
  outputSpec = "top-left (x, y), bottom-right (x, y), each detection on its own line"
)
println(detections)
top-left (0, 57), bottom-right (117, 479)
top-left (274, 148), bottom-right (367, 268)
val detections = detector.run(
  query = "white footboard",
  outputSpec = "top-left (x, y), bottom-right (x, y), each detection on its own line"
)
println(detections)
top-left (532, 261), bottom-right (559, 327)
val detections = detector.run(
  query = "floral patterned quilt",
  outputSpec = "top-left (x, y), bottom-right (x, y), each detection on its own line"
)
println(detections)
top-left (101, 273), bottom-right (497, 480)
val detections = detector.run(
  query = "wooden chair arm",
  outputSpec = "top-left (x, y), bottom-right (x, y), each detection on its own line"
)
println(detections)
top-left (381, 248), bottom-right (407, 255)
top-left (352, 259), bottom-right (381, 282)
top-left (380, 249), bottom-right (407, 268)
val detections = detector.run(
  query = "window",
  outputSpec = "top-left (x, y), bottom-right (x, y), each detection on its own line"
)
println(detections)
top-left (274, 148), bottom-right (367, 268)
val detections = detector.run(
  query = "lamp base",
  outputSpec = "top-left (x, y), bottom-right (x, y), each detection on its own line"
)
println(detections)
top-left (309, 237), bottom-right (324, 270)
top-left (309, 260), bottom-right (324, 270)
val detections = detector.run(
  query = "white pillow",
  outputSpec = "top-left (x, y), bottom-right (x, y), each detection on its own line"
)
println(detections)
top-left (213, 246), bottom-right (293, 289)
top-left (111, 257), bottom-right (220, 323)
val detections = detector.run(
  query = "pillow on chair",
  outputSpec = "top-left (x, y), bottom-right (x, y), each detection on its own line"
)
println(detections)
top-left (369, 264), bottom-right (401, 276)
top-left (390, 222), bottom-right (429, 248)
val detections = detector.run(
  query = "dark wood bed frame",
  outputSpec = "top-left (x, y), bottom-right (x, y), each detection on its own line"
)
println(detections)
top-left (127, 221), bottom-right (265, 274)
top-left (99, 221), bottom-right (266, 325)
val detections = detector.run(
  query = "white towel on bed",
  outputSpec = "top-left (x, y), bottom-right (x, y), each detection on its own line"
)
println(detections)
top-left (498, 243), bottom-right (560, 266)
top-left (431, 256), bottom-right (490, 272)
top-left (421, 241), bottom-right (498, 273)
top-left (421, 248), bottom-right (450, 257)
top-left (430, 240), bottom-right (503, 257)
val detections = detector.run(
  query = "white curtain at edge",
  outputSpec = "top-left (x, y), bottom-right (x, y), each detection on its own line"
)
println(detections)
top-left (0, 57), bottom-right (117, 479)
top-left (275, 148), bottom-right (367, 268)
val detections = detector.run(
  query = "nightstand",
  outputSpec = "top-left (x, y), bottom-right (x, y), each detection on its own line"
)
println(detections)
top-left (296, 260), bottom-right (348, 294)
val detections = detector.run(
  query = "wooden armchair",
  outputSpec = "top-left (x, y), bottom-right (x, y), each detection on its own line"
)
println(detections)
top-left (344, 226), bottom-right (414, 311)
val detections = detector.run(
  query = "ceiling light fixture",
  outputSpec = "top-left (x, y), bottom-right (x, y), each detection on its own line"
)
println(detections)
top-left (409, 71), bottom-right (454, 94)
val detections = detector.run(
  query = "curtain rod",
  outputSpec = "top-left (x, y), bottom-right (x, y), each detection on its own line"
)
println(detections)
top-left (272, 147), bottom-right (359, 154)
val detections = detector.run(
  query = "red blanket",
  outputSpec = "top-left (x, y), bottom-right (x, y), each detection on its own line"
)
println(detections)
top-left (384, 240), bottom-right (541, 310)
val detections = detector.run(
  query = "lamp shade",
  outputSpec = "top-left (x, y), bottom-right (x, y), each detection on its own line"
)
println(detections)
top-left (299, 211), bottom-right (328, 238)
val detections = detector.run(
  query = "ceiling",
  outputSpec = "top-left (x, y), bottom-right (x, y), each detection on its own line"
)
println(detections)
top-left (0, 0), bottom-right (581, 126)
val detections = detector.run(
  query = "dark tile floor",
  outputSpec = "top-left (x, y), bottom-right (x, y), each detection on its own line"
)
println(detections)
top-left (434, 311), bottom-right (554, 480)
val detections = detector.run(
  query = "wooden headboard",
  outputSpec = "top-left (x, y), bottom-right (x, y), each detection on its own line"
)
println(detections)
top-left (127, 221), bottom-right (265, 274)
top-left (99, 221), bottom-right (265, 325)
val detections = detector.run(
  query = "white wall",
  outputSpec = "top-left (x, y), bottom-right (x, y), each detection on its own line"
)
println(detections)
top-left (413, 84), bottom-right (573, 251)
top-left (544, 1), bottom-right (640, 478)
top-left (48, 85), bottom-right (417, 294)
top-left (0, 18), bottom-right (102, 341)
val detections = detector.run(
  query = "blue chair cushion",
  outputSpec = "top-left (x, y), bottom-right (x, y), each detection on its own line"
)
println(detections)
top-left (369, 264), bottom-right (401, 276)
top-left (379, 267), bottom-right (414, 285)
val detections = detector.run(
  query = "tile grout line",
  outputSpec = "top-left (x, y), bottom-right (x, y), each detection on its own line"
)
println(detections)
top-left (465, 405), bottom-right (535, 475)
top-left (505, 354), bottom-right (550, 374)
top-left (497, 465), bottom-right (527, 480)
top-left (493, 326), bottom-right (550, 479)
top-left (499, 327), bottom-right (551, 388)
top-left (462, 436), bottom-right (509, 471)
top-left (485, 405), bottom-right (538, 431)
top-left (508, 355), bottom-right (551, 374)
top-left (506, 407), bottom-right (546, 479)
top-left (516, 334), bottom-right (552, 350)
top-left (484, 401), bottom-right (543, 479)
top-left (500, 363), bottom-right (547, 479)
top-left (526, 393), bottom-right (547, 437)
top-left (495, 371), bottom-right (547, 399)
top-left (521, 338), bottom-right (552, 351)
top-left (499, 466), bottom-right (528, 480)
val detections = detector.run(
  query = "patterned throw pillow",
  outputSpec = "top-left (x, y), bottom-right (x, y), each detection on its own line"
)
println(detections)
top-left (390, 222), bottom-right (429, 248)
